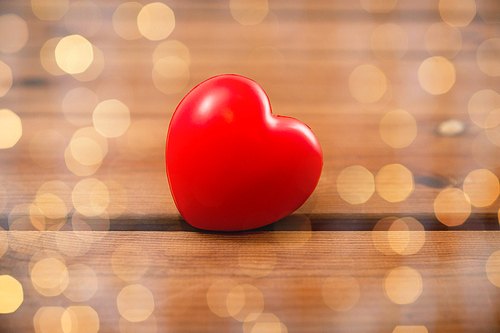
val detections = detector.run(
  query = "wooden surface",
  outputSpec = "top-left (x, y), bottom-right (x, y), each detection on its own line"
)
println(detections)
top-left (1, 0), bottom-right (500, 332)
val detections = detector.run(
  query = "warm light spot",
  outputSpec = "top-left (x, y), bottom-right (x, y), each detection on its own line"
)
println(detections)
top-left (137, 2), bottom-right (175, 41)
top-left (0, 275), bottom-right (23, 313)
top-left (55, 35), bottom-right (94, 74)
top-left (70, 137), bottom-right (103, 166)
top-left (117, 284), bottom-right (155, 322)
top-left (370, 24), bottom-right (408, 62)
top-left (36, 193), bottom-right (67, 220)
top-left (0, 60), bottom-right (12, 97)
top-left (425, 22), bottom-right (462, 59)
top-left (418, 56), bottom-right (456, 95)
top-left (93, 99), bottom-right (130, 138)
top-left (72, 127), bottom-right (108, 156)
top-left (463, 169), bottom-right (499, 207)
top-left (152, 56), bottom-right (190, 94)
top-left (31, 257), bottom-right (69, 296)
top-left (226, 284), bottom-right (264, 322)
top-left (206, 278), bottom-right (240, 317)
top-left (31, 0), bottom-right (69, 20)
top-left (485, 119), bottom-right (500, 147)
top-left (153, 40), bottom-right (190, 66)
top-left (477, 38), bottom-right (500, 77)
top-left (0, 109), bottom-right (22, 149)
top-left (65, 146), bottom-right (101, 176)
top-left (40, 38), bottom-right (66, 76)
top-left (437, 119), bottom-right (466, 137)
top-left (34, 307), bottom-right (66, 333)
top-left (393, 326), bottom-right (428, 333)
top-left (63, 264), bottom-right (98, 302)
top-left (230, 0), bottom-right (269, 25)
top-left (72, 178), bottom-right (110, 217)
top-left (375, 164), bottom-right (414, 202)
top-left (322, 276), bottom-right (360, 311)
top-left (62, 87), bottom-right (99, 126)
top-left (103, 181), bottom-right (128, 218)
top-left (348, 64), bottom-right (387, 104)
top-left (61, 306), bottom-right (100, 333)
top-left (373, 217), bottom-right (425, 256)
top-left (434, 188), bottom-right (471, 226)
top-left (113, 2), bottom-right (143, 40)
top-left (0, 226), bottom-right (7, 258)
top-left (64, 1), bottom-right (102, 37)
top-left (239, 245), bottom-right (277, 278)
top-left (337, 165), bottom-right (375, 204)
top-left (0, 14), bottom-right (29, 53)
top-left (72, 45), bottom-right (105, 82)
top-left (30, 130), bottom-right (66, 168)
top-left (247, 46), bottom-right (285, 82)
top-left (242, 313), bottom-right (284, 333)
top-left (379, 109), bottom-right (417, 148)
top-left (473, 130), bottom-right (500, 169)
top-left (272, 214), bottom-right (312, 248)
top-left (468, 89), bottom-right (500, 128)
top-left (486, 250), bottom-right (500, 287)
top-left (112, 244), bottom-right (150, 281)
top-left (119, 314), bottom-right (157, 333)
top-left (384, 266), bottom-right (422, 304)
top-left (360, 0), bottom-right (398, 13)
top-left (439, 0), bottom-right (476, 27)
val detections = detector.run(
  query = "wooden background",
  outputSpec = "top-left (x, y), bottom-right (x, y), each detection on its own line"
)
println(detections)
top-left (0, 0), bottom-right (500, 332)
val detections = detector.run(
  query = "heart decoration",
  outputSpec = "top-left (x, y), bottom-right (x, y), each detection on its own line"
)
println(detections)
top-left (166, 74), bottom-right (323, 231)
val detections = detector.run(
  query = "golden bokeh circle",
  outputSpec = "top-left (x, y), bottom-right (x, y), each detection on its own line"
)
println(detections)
top-left (34, 306), bottom-right (66, 333)
top-left (384, 266), bottom-right (423, 304)
top-left (119, 313), bottom-right (157, 333)
top-left (226, 284), bottom-right (265, 322)
top-left (206, 278), bottom-right (240, 318)
top-left (0, 109), bottom-right (22, 149)
top-left (0, 60), bottom-right (12, 97)
top-left (337, 165), bottom-right (375, 204)
top-left (242, 312), bottom-right (285, 333)
top-left (373, 217), bottom-right (425, 256)
top-left (152, 56), bottom-right (190, 94)
top-left (0, 275), bottom-right (23, 314)
top-left (418, 56), bottom-right (456, 95)
top-left (113, 2), bottom-right (143, 40)
top-left (61, 306), bottom-right (100, 333)
top-left (468, 89), bottom-right (500, 129)
top-left (31, 0), bottom-right (69, 20)
top-left (375, 164), bottom-right (414, 203)
top-left (153, 40), bottom-right (190, 66)
top-left (93, 99), bottom-right (131, 138)
top-left (477, 38), bottom-right (500, 77)
top-left (63, 264), bottom-right (98, 302)
top-left (439, 0), bottom-right (477, 27)
top-left (72, 178), bottom-right (110, 217)
top-left (379, 109), bottom-right (417, 148)
top-left (370, 23), bottom-right (408, 62)
top-left (40, 38), bottom-right (66, 76)
top-left (31, 257), bottom-right (69, 297)
top-left (230, 0), bottom-right (269, 25)
top-left (55, 35), bottom-right (94, 74)
top-left (348, 64), bottom-right (387, 103)
top-left (117, 284), bottom-right (155, 322)
top-left (393, 326), bottom-right (429, 333)
top-left (322, 276), bottom-right (360, 311)
top-left (137, 2), bottom-right (175, 41)
top-left (0, 14), bottom-right (29, 54)
top-left (486, 250), bottom-right (500, 288)
top-left (424, 22), bottom-right (462, 59)
top-left (434, 188), bottom-right (471, 227)
top-left (462, 169), bottom-right (499, 207)
top-left (72, 45), bottom-right (105, 82)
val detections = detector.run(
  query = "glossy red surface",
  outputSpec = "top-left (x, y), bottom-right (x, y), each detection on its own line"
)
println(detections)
top-left (166, 75), bottom-right (323, 231)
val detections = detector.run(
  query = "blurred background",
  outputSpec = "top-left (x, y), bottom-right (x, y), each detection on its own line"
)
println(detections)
top-left (0, 0), bottom-right (500, 332)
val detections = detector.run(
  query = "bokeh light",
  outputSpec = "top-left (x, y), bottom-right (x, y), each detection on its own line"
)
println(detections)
top-left (63, 264), bottom-right (98, 302)
top-left (230, 0), bottom-right (269, 25)
top-left (72, 178), bottom-right (110, 217)
top-left (348, 64), bottom-right (387, 103)
top-left (206, 279), bottom-right (240, 318)
top-left (476, 0), bottom-right (500, 23)
top-left (375, 164), bottom-right (414, 203)
top-left (477, 38), bottom-right (500, 77)
top-left (112, 244), bottom-right (150, 281)
top-left (486, 250), bottom-right (500, 287)
top-left (360, 0), bottom-right (398, 13)
top-left (117, 284), bottom-right (155, 322)
top-left (439, 0), bottom-right (477, 27)
top-left (239, 244), bottom-right (277, 278)
top-left (93, 99), bottom-right (131, 138)
top-left (55, 35), bottom-right (94, 74)
top-left (370, 23), bottom-right (408, 62)
top-left (373, 217), bottom-right (425, 256)
top-left (119, 314), bottom-right (157, 333)
top-left (64, 0), bottom-right (102, 38)
top-left (137, 2), bottom-right (175, 41)
top-left (424, 22), bottom-right (462, 59)
top-left (0, 14), bottom-right (29, 54)
top-left (0, 275), bottom-right (23, 314)
top-left (418, 56), bottom-right (456, 95)
top-left (113, 2), bottom-right (143, 40)
top-left (242, 313), bottom-right (287, 333)
top-left (72, 45), bottom-right (105, 82)
top-left (62, 87), bottom-right (99, 126)
top-left (152, 40), bottom-right (190, 66)
top-left (0, 109), bottom-right (22, 149)
top-left (152, 56), bottom-right (190, 95)
top-left (384, 266), bottom-right (423, 304)
top-left (379, 109), bottom-right (417, 148)
top-left (40, 38), bottom-right (66, 76)
top-left (30, 257), bottom-right (69, 297)
top-left (55, 227), bottom-right (94, 257)
top-left (336, 165), bottom-right (375, 204)
top-left (61, 306), bottom-right (100, 333)
top-left (468, 89), bottom-right (500, 128)
top-left (0, 60), bottom-right (12, 97)
top-left (31, 0), bottom-right (69, 20)
top-left (462, 169), bottom-right (499, 207)
top-left (393, 326), bottom-right (428, 333)
top-left (34, 306), bottom-right (66, 333)
top-left (434, 188), bottom-right (471, 226)
top-left (322, 276), bottom-right (360, 311)
top-left (226, 284), bottom-right (264, 322)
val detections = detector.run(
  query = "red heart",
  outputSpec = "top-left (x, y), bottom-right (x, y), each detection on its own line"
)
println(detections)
top-left (166, 75), bottom-right (323, 231)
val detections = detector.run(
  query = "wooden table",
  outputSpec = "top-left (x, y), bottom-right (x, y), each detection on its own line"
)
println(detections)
top-left (1, 0), bottom-right (500, 332)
